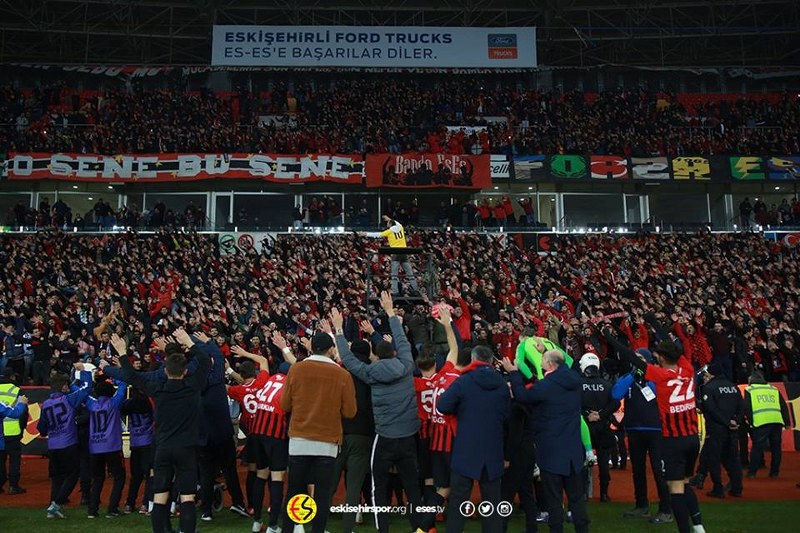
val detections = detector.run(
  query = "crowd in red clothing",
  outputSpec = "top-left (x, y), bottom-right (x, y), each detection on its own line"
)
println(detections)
top-left (2, 79), bottom-right (799, 157)
top-left (1, 229), bottom-right (798, 388)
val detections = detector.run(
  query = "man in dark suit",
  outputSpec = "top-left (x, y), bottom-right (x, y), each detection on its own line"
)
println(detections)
top-left (504, 349), bottom-right (590, 533)
top-left (438, 345), bottom-right (511, 533)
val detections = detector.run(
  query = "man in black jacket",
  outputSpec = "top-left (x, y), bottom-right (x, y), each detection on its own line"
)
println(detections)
top-left (439, 346), bottom-right (511, 533)
top-left (579, 352), bottom-right (618, 503)
top-left (330, 339), bottom-right (375, 533)
top-left (107, 330), bottom-right (211, 533)
top-left (700, 363), bottom-right (743, 498)
top-left (612, 349), bottom-right (672, 524)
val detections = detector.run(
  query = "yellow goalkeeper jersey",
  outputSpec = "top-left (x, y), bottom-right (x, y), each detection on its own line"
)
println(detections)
top-left (381, 222), bottom-right (407, 248)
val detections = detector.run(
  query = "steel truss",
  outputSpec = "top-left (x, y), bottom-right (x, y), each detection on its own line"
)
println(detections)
top-left (0, 0), bottom-right (798, 66)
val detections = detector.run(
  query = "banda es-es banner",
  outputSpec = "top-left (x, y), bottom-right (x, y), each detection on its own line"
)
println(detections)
top-left (4, 152), bottom-right (365, 183)
top-left (365, 153), bottom-right (491, 188)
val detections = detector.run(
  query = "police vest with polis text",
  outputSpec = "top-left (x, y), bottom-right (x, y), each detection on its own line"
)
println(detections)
top-left (0, 383), bottom-right (22, 437)
top-left (746, 383), bottom-right (784, 427)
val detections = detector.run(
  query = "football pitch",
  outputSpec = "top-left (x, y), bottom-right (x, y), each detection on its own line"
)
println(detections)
top-left (0, 501), bottom-right (797, 532)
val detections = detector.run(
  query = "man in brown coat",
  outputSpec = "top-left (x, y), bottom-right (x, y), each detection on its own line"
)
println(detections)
top-left (281, 331), bottom-right (357, 533)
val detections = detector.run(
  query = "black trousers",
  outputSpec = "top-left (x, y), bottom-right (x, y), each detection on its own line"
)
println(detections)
top-left (0, 435), bottom-right (22, 489)
top-left (705, 427), bottom-right (743, 494)
top-left (370, 434), bottom-right (421, 533)
top-left (198, 438), bottom-right (245, 514)
top-left (126, 445), bottom-right (154, 508)
top-left (447, 469), bottom-right (502, 533)
top-left (32, 360), bottom-right (50, 385)
top-left (589, 425), bottom-right (613, 495)
top-left (282, 454), bottom-right (336, 533)
top-left (78, 430), bottom-right (91, 497)
top-left (501, 439), bottom-right (538, 533)
top-left (331, 434), bottom-right (371, 533)
top-left (628, 430), bottom-right (671, 513)
top-left (748, 424), bottom-right (783, 476)
top-left (541, 467), bottom-right (590, 533)
top-left (89, 451), bottom-right (126, 515)
top-left (49, 445), bottom-right (80, 505)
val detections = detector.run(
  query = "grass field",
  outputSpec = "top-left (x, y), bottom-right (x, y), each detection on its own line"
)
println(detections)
top-left (0, 500), bottom-right (797, 533)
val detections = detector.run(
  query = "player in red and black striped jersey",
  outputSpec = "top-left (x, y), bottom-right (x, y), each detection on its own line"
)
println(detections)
top-left (227, 331), bottom-right (295, 533)
top-left (645, 353), bottom-right (698, 439)
top-left (418, 305), bottom-right (463, 531)
top-left (604, 314), bottom-right (706, 533)
top-left (415, 347), bottom-right (437, 506)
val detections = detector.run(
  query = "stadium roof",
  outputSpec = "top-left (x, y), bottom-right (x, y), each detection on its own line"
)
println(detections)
top-left (0, 0), bottom-right (798, 67)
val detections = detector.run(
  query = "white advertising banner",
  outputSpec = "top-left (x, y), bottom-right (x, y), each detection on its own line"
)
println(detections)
top-left (490, 155), bottom-right (510, 179)
top-left (212, 26), bottom-right (537, 68)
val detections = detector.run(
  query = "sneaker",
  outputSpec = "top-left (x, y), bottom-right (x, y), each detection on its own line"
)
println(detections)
top-left (600, 493), bottom-right (611, 503)
top-left (252, 520), bottom-right (263, 533)
top-left (7, 486), bottom-right (26, 495)
top-left (124, 505), bottom-right (134, 514)
top-left (265, 526), bottom-right (281, 533)
top-left (706, 490), bottom-right (725, 499)
top-left (88, 514), bottom-right (98, 519)
top-left (48, 503), bottom-right (66, 519)
top-left (623, 507), bottom-right (651, 518)
top-left (139, 505), bottom-right (149, 514)
top-left (106, 510), bottom-right (121, 518)
top-left (650, 512), bottom-right (674, 524)
top-left (536, 511), bottom-right (549, 523)
top-left (201, 513), bottom-right (213, 521)
top-left (231, 504), bottom-right (249, 518)
top-left (692, 525), bottom-right (706, 533)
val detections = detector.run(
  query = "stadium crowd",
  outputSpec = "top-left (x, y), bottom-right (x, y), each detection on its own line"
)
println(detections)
top-left (1, 230), bottom-right (798, 385)
top-left (0, 228), bottom-right (797, 533)
top-left (3, 81), bottom-right (800, 157)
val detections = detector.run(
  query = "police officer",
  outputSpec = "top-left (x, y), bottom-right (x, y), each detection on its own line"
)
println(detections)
top-left (0, 372), bottom-right (26, 494)
top-left (700, 362), bottom-right (743, 498)
top-left (744, 372), bottom-right (790, 478)
top-left (580, 352), bottom-right (619, 502)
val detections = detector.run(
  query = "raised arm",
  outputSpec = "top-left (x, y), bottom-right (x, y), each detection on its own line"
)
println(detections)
top-left (611, 373), bottom-right (635, 401)
top-left (433, 304), bottom-right (458, 366)
top-left (644, 312), bottom-right (671, 343)
top-left (231, 344), bottom-right (268, 369)
top-left (332, 308), bottom-right (375, 384)
top-left (110, 379), bottom-right (128, 408)
top-left (108, 352), bottom-right (151, 394)
top-left (602, 327), bottom-right (647, 373)
top-left (381, 291), bottom-right (413, 370)
top-left (271, 331), bottom-right (297, 366)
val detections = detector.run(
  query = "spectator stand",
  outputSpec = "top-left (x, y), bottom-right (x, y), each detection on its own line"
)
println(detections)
top-left (364, 246), bottom-right (436, 308)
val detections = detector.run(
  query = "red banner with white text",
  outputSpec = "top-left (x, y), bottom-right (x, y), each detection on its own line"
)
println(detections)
top-left (365, 153), bottom-right (491, 188)
top-left (4, 152), bottom-right (365, 183)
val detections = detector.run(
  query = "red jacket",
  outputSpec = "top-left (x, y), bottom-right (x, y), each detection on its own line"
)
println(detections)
top-left (453, 298), bottom-right (472, 341)
top-left (674, 323), bottom-right (712, 367)
top-left (620, 320), bottom-right (650, 351)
